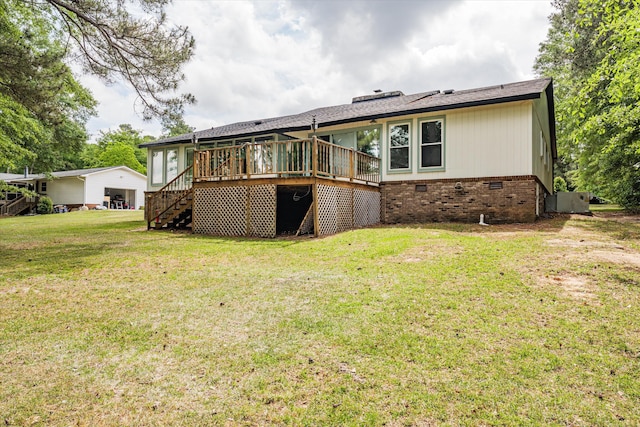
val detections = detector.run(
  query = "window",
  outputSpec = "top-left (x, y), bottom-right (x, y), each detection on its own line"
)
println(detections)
top-left (151, 150), bottom-right (164, 185)
top-left (40, 181), bottom-right (47, 192)
top-left (315, 127), bottom-right (379, 156)
top-left (185, 147), bottom-right (194, 168)
top-left (185, 147), bottom-right (194, 180)
top-left (357, 128), bottom-right (380, 157)
top-left (389, 123), bottom-right (410, 170)
top-left (419, 119), bottom-right (443, 168)
top-left (166, 149), bottom-right (178, 182)
top-left (331, 132), bottom-right (356, 149)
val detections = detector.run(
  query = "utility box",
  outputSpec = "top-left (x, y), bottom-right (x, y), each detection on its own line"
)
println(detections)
top-left (546, 192), bottom-right (590, 213)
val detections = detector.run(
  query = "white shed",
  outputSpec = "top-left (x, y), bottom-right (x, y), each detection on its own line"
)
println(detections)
top-left (21, 166), bottom-right (147, 210)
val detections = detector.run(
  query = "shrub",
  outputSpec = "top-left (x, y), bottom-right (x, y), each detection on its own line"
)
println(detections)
top-left (37, 196), bottom-right (53, 214)
top-left (554, 176), bottom-right (568, 193)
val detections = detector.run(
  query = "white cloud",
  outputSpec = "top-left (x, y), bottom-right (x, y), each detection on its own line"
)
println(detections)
top-left (80, 0), bottom-right (554, 141)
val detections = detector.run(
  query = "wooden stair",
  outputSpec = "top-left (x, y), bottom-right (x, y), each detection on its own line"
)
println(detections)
top-left (153, 190), bottom-right (193, 229)
top-left (0, 194), bottom-right (36, 217)
top-left (146, 165), bottom-right (194, 230)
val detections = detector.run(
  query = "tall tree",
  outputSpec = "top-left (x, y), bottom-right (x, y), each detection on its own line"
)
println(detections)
top-left (36, 0), bottom-right (195, 121)
top-left (536, 0), bottom-right (640, 209)
top-left (0, 0), bottom-right (95, 172)
top-left (97, 142), bottom-right (146, 174)
top-left (83, 124), bottom-right (151, 174)
top-left (161, 116), bottom-right (195, 138)
top-left (0, 0), bottom-right (195, 173)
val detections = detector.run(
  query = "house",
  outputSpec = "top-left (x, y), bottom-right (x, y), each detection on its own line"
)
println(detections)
top-left (1, 166), bottom-right (147, 215)
top-left (140, 77), bottom-right (556, 237)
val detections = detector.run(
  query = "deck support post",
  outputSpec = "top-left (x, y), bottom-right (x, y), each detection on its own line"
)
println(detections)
top-left (312, 136), bottom-right (319, 237)
top-left (312, 136), bottom-right (318, 178)
top-left (349, 149), bottom-right (355, 182)
top-left (194, 151), bottom-right (200, 180)
top-left (312, 182), bottom-right (319, 237)
top-left (245, 144), bottom-right (251, 179)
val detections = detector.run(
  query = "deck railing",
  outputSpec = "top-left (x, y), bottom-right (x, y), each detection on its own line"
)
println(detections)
top-left (194, 138), bottom-right (380, 184)
top-left (145, 164), bottom-right (193, 226)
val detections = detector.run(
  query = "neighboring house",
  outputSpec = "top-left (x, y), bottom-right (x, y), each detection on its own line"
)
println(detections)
top-left (140, 78), bottom-right (556, 237)
top-left (1, 166), bottom-right (146, 213)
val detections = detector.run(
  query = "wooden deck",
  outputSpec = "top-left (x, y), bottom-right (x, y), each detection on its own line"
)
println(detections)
top-left (194, 137), bottom-right (380, 185)
top-left (145, 137), bottom-right (381, 232)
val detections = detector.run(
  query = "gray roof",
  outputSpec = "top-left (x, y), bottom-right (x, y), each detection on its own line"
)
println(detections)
top-left (2, 166), bottom-right (137, 181)
top-left (141, 78), bottom-right (555, 150)
top-left (0, 173), bottom-right (25, 181)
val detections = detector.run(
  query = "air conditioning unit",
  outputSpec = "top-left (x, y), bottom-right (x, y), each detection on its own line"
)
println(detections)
top-left (545, 192), bottom-right (590, 214)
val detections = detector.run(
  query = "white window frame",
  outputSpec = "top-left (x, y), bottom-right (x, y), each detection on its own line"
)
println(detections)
top-left (151, 149), bottom-right (164, 185)
top-left (166, 148), bottom-right (178, 182)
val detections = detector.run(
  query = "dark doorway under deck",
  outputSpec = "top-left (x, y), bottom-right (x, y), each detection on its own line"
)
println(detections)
top-left (276, 185), bottom-right (313, 235)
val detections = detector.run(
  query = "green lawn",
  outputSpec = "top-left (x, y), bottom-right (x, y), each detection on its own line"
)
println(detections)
top-left (589, 203), bottom-right (624, 212)
top-left (1, 211), bottom-right (639, 426)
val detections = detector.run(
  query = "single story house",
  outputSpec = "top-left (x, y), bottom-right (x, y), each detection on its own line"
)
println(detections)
top-left (1, 166), bottom-right (146, 214)
top-left (140, 77), bottom-right (556, 237)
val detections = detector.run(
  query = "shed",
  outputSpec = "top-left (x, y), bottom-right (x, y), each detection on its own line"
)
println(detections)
top-left (6, 166), bottom-right (147, 210)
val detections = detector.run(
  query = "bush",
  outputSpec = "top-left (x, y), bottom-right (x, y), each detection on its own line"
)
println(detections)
top-left (37, 196), bottom-right (53, 214)
top-left (554, 176), bottom-right (568, 193)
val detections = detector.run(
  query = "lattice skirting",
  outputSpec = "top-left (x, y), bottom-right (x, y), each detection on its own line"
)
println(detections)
top-left (354, 188), bottom-right (381, 226)
top-left (193, 183), bottom-right (379, 237)
top-left (297, 205), bottom-right (314, 236)
top-left (248, 185), bottom-right (277, 237)
top-left (193, 185), bottom-right (276, 237)
top-left (316, 184), bottom-right (380, 236)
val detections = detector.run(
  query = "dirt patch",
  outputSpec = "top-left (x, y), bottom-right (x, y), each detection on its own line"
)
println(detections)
top-left (589, 250), bottom-right (640, 268)
top-left (397, 244), bottom-right (465, 263)
top-left (592, 211), bottom-right (640, 223)
top-left (542, 274), bottom-right (599, 303)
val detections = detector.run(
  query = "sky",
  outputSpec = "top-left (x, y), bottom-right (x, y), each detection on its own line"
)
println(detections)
top-left (80, 0), bottom-right (555, 141)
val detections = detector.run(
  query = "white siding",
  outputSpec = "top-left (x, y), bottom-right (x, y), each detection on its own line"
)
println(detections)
top-left (381, 101), bottom-right (533, 181)
top-left (532, 91), bottom-right (554, 192)
top-left (86, 168), bottom-right (147, 208)
top-left (45, 178), bottom-right (85, 205)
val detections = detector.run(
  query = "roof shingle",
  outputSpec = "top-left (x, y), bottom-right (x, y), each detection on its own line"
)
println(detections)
top-left (141, 78), bottom-right (553, 148)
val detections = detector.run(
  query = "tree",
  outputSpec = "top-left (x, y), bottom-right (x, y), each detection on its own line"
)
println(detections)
top-left (0, 93), bottom-right (42, 171)
top-left (0, 0), bottom-right (95, 173)
top-left (535, 0), bottom-right (640, 210)
top-left (554, 176), bottom-right (568, 193)
top-left (34, 0), bottom-right (195, 121)
top-left (98, 142), bottom-right (146, 174)
top-left (0, 0), bottom-right (195, 173)
top-left (161, 116), bottom-right (195, 138)
top-left (83, 124), bottom-right (151, 174)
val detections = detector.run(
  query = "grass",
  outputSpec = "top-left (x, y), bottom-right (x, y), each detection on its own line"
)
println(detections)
top-left (1, 210), bottom-right (639, 425)
top-left (589, 204), bottom-right (624, 212)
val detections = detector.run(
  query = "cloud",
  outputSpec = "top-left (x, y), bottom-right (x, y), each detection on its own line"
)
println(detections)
top-left (80, 0), bottom-right (554, 141)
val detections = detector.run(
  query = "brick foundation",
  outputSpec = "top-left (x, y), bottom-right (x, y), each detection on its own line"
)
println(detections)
top-left (381, 176), bottom-right (546, 224)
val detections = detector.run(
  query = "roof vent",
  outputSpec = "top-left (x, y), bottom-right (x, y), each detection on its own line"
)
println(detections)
top-left (374, 89), bottom-right (382, 93)
top-left (254, 120), bottom-right (263, 125)
top-left (443, 89), bottom-right (455, 95)
top-left (352, 90), bottom-right (405, 103)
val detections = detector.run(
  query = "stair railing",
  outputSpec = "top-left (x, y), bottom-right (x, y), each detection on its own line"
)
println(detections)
top-left (145, 164), bottom-right (193, 228)
top-left (1, 194), bottom-right (33, 216)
